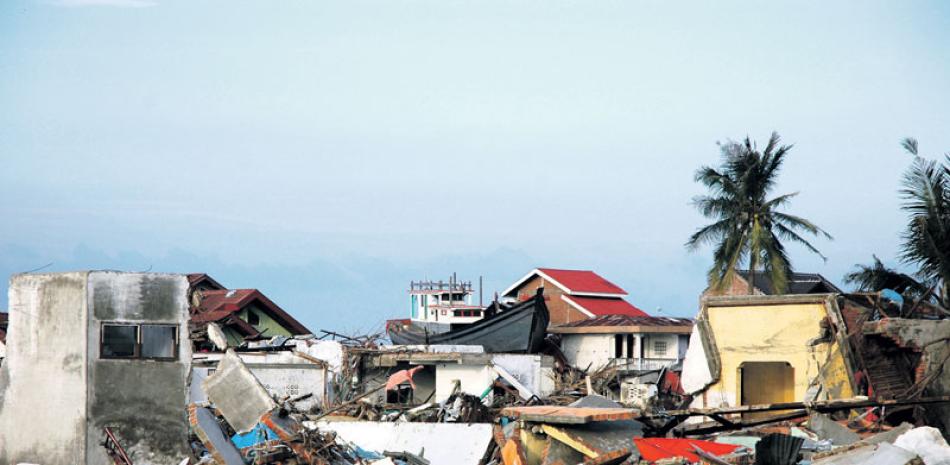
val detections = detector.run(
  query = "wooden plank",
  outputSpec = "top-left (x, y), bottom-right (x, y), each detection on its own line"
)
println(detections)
top-left (501, 406), bottom-right (639, 425)
top-left (655, 395), bottom-right (950, 418)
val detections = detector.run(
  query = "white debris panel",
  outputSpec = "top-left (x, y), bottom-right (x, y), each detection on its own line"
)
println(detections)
top-left (680, 323), bottom-right (714, 394)
top-left (311, 421), bottom-right (494, 465)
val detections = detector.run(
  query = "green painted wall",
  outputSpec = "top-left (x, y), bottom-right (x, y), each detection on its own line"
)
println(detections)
top-left (238, 304), bottom-right (294, 338)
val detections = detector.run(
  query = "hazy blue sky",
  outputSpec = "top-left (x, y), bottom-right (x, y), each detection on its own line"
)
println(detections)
top-left (2, 1), bottom-right (949, 333)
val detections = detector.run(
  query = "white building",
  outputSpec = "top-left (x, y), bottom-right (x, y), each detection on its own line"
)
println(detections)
top-left (407, 278), bottom-right (484, 329)
top-left (549, 314), bottom-right (693, 372)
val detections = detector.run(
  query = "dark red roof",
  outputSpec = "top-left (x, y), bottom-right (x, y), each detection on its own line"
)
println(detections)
top-left (537, 268), bottom-right (627, 295)
top-left (193, 289), bottom-right (311, 335)
top-left (555, 313), bottom-right (692, 328)
top-left (562, 295), bottom-right (648, 317)
top-left (187, 273), bottom-right (226, 291)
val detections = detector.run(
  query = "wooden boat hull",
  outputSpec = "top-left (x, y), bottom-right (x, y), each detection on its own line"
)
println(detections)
top-left (386, 292), bottom-right (549, 353)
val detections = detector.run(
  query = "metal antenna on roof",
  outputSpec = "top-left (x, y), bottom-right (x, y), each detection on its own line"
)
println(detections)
top-left (479, 276), bottom-right (483, 307)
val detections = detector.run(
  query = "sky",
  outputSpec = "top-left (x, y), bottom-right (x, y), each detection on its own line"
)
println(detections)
top-left (1, 0), bottom-right (950, 334)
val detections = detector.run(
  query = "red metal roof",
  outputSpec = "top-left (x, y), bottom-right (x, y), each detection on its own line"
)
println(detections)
top-left (537, 268), bottom-right (627, 295)
top-left (193, 289), bottom-right (311, 335)
top-left (556, 313), bottom-right (692, 328)
top-left (633, 438), bottom-right (741, 462)
top-left (562, 295), bottom-right (648, 317)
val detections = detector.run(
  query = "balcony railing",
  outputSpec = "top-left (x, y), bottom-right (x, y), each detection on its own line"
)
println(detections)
top-left (610, 357), bottom-right (679, 372)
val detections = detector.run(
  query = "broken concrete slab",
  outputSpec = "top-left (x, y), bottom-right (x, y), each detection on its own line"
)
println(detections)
top-left (201, 349), bottom-right (277, 433)
top-left (812, 442), bottom-right (921, 465)
top-left (312, 420), bottom-right (494, 465)
top-left (188, 405), bottom-right (244, 465)
top-left (808, 413), bottom-right (860, 446)
top-left (858, 422), bottom-right (915, 446)
top-left (569, 394), bottom-right (624, 409)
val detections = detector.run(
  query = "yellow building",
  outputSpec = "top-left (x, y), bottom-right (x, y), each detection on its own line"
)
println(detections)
top-left (681, 294), bottom-right (857, 415)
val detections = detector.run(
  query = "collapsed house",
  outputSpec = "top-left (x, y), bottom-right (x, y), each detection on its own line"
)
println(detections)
top-left (4, 268), bottom-right (949, 465)
top-left (681, 292), bottom-right (950, 437)
top-left (188, 274), bottom-right (312, 349)
top-left (0, 271), bottom-right (193, 465)
top-left (357, 346), bottom-right (556, 405)
top-left (682, 294), bottom-right (858, 414)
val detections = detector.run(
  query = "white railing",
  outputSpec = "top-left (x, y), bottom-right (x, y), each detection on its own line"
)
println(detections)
top-left (610, 357), bottom-right (678, 371)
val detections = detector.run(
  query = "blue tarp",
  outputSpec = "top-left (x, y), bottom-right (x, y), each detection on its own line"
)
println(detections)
top-left (231, 423), bottom-right (279, 449)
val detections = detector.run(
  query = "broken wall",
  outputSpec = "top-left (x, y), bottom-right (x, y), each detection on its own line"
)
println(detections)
top-left (865, 318), bottom-right (950, 434)
top-left (0, 272), bottom-right (90, 465)
top-left (687, 296), bottom-right (855, 410)
top-left (85, 272), bottom-right (193, 465)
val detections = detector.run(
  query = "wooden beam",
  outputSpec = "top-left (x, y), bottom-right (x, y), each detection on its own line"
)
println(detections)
top-left (653, 395), bottom-right (950, 418)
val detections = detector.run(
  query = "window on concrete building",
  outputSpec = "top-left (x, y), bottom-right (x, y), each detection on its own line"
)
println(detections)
top-left (247, 310), bottom-right (260, 326)
top-left (101, 323), bottom-right (178, 360)
top-left (653, 340), bottom-right (668, 357)
top-left (141, 325), bottom-right (177, 359)
top-left (614, 334), bottom-right (623, 358)
top-left (626, 334), bottom-right (635, 358)
top-left (102, 325), bottom-right (137, 358)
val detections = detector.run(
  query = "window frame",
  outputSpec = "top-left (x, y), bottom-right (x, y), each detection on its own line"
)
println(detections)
top-left (100, 322), bottom-right (179, 361)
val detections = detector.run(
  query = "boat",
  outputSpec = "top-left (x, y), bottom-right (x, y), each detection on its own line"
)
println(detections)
top-left (386, 290), bottom-right (550, 353)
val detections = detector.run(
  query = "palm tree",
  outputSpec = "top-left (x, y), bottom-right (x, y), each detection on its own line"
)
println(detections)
top-left (843, 255), bottom-right (927, 297)
top-left (897, 138), bottom-right (950, 307)
top-left (686, 132), bottom-right (832, 294)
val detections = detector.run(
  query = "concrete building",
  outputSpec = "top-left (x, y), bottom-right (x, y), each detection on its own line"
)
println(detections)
top-left (681, 294), bottom-right (856, 416)
top-left (0, 271), bottom-right (193, 465)
top-left (502, 268), bottom-right (648, 326)
top-left (549, 314), bottom-right (693, 372)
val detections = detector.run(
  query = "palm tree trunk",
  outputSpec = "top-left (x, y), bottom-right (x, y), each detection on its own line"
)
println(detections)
top-left (748, 253), bottom-right (756, 295)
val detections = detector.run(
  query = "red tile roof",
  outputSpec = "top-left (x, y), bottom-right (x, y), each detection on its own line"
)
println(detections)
top-left (537, 268), bottom-right (627, 295)
top-left (562, 295), bottom-right (647, 317)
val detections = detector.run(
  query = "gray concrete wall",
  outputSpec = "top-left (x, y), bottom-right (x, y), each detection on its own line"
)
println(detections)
top-left (85, 272), bottom-right (193, 465)
top-left (0, 272), bottom-right (90, 465)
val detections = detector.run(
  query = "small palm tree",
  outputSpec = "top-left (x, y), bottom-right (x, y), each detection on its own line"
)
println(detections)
top-left (843, 255), bottom-right (926, 297)
top-left (897, 138), bottom-right (950, 307)
top-left (686, 132), bottom-right (831, 294)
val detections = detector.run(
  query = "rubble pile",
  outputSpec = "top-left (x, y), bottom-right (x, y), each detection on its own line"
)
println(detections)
top-left (4, 270), bottom-right (950, 465)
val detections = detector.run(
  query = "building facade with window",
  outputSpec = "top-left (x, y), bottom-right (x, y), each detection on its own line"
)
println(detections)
top-left (0, 271), bottom-right (193, 465)
top-left (549, 314), bottom-right (693, 372)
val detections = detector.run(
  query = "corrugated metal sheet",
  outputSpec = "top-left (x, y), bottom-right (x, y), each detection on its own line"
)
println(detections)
top-left (555, 314), bottom-right (693, 328)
